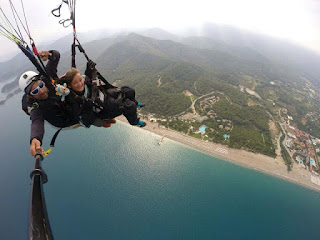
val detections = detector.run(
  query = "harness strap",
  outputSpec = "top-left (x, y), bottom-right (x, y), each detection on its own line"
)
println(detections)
top-left (97, 72), bottom-right (116, 89)
top-left (59, 18), bottom-right (72, 27)
top-left (91, 84), bottom-right (100, 102)
top-left (51, 3), bottom-right (63, 17)
top-left (50, 128), bottom-right (62, 147)
top-left (114, 89), bottom-right (125, 110)
top-left (43, 128), bottom-right (62, 157)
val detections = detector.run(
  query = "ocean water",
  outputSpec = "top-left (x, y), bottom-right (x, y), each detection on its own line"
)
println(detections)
top-left (1, 94), bottom-right (320, 240)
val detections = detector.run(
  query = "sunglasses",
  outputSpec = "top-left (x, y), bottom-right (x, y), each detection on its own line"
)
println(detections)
top-left (30, 81), bottom-right (45, 95)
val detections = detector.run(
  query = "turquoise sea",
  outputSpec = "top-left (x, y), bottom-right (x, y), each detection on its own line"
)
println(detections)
top-left (1, 94), bottom-right (320, 240)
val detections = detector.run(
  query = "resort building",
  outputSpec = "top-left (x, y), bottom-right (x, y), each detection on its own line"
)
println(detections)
top-left (286, 124), bottom-right (296, 135)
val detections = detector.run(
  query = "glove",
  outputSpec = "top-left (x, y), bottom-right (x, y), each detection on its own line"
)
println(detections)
top-left (85, 60), bottom-right (97, 79)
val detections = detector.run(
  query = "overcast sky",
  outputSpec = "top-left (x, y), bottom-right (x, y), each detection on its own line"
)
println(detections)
top-left (0, 0), bottom-right (319, 61)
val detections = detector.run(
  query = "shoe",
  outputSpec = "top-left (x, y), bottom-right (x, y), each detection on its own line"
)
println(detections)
top-left (137, 120), bottom-right (146, 127)
top-left (137, 102), bottom-right (145, 108)
top-left (102, 118), bottom-right (116, 128)
top-left (103, 123), bottom-right (111, 128)
top-left (107, 118), bottom-right (117, 124)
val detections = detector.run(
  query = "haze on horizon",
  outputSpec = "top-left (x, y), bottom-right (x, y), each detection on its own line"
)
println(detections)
top-left (0, 0), bottom-right (319, 61)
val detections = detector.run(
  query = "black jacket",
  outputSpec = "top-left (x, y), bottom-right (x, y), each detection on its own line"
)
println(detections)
top-left (65, 85), bottom-right (96, 128)
top-left (23, 87), bottom-right (79, 143)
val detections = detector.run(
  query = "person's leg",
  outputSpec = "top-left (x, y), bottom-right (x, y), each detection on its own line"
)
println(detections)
top-left (123, 99), bottom-right (139, 125)
top-left (123, 99), bottom-right (146, 127)
top-left (121, 86), bottom-right (135, 102)
top-left (121, 86), bottom-right (145, 107)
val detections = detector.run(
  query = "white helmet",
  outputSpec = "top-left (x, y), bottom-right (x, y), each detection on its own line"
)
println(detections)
top-left (19, 71), bottom-right (38, 93)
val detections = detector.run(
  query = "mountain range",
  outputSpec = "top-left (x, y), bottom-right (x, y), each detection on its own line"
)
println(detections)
top-left (1, 24), bottom-right (320, 84)
top-left (1, 24), bottom-right (320, 139)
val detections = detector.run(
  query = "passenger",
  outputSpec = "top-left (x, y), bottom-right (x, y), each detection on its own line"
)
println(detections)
top-left (64, 63), bottom-right (146, 128)
top-left (61, 67), bottom-right (113, 128)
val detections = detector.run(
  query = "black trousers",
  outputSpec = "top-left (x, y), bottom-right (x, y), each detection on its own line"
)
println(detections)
top-left (98, 86), bottom-right (139, 125)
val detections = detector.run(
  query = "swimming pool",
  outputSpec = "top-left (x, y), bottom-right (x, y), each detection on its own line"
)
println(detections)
top-left (199, 125), bottom-right (207, 133)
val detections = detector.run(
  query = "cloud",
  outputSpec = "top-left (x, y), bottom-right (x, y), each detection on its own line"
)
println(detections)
top-left (0, 0), bottom-right (320, 60)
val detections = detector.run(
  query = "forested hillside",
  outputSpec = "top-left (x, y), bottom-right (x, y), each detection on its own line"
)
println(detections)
top-left (1, 26), bottom-right (320, 155)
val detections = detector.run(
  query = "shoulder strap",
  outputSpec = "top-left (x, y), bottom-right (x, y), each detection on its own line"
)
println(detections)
top-left (22, 93), bottom-right (40, 115)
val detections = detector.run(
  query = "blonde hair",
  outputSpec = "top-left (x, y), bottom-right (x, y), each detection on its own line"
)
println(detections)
top-left (64, 68), bottom-right (80, 86)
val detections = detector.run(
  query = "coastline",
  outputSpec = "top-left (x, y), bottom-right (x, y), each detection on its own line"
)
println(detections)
top-left (117, 116), bottom-right (320, 192)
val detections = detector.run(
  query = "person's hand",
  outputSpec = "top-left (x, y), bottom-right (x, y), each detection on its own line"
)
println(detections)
top-left (87, 60), bottom-right (96, 71)
top-left (30, 138), bottom-right (43, 156)
top-left (85, 60), bottom-right (97, 78)
top-left (39, 51), bottom-right (51, 61)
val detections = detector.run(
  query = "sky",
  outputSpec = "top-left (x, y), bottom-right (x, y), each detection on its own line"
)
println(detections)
top-left (0, 0), bottom-right (319, 61)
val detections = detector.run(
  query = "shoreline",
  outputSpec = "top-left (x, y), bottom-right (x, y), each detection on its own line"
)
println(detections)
top-left (117, 116), bottom-right (320, 193)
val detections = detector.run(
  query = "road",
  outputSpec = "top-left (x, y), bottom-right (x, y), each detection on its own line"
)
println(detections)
top-left (173, 90), bottom-right (216, 117)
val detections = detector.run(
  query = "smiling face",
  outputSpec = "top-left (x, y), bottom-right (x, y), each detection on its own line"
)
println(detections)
top-left (30, 80), bottom-right (49, 100)
top-left (70, 73), bottom-right (85, 92)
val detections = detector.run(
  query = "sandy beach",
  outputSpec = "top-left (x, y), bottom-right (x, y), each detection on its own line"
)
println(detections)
top-left (117, 116), bottom-right (320, 192)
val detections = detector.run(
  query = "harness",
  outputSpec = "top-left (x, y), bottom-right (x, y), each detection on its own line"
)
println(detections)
top-left (80, 76), bottom-right (125, 117)
top-left (96, 86), bottom-right (126, 115)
